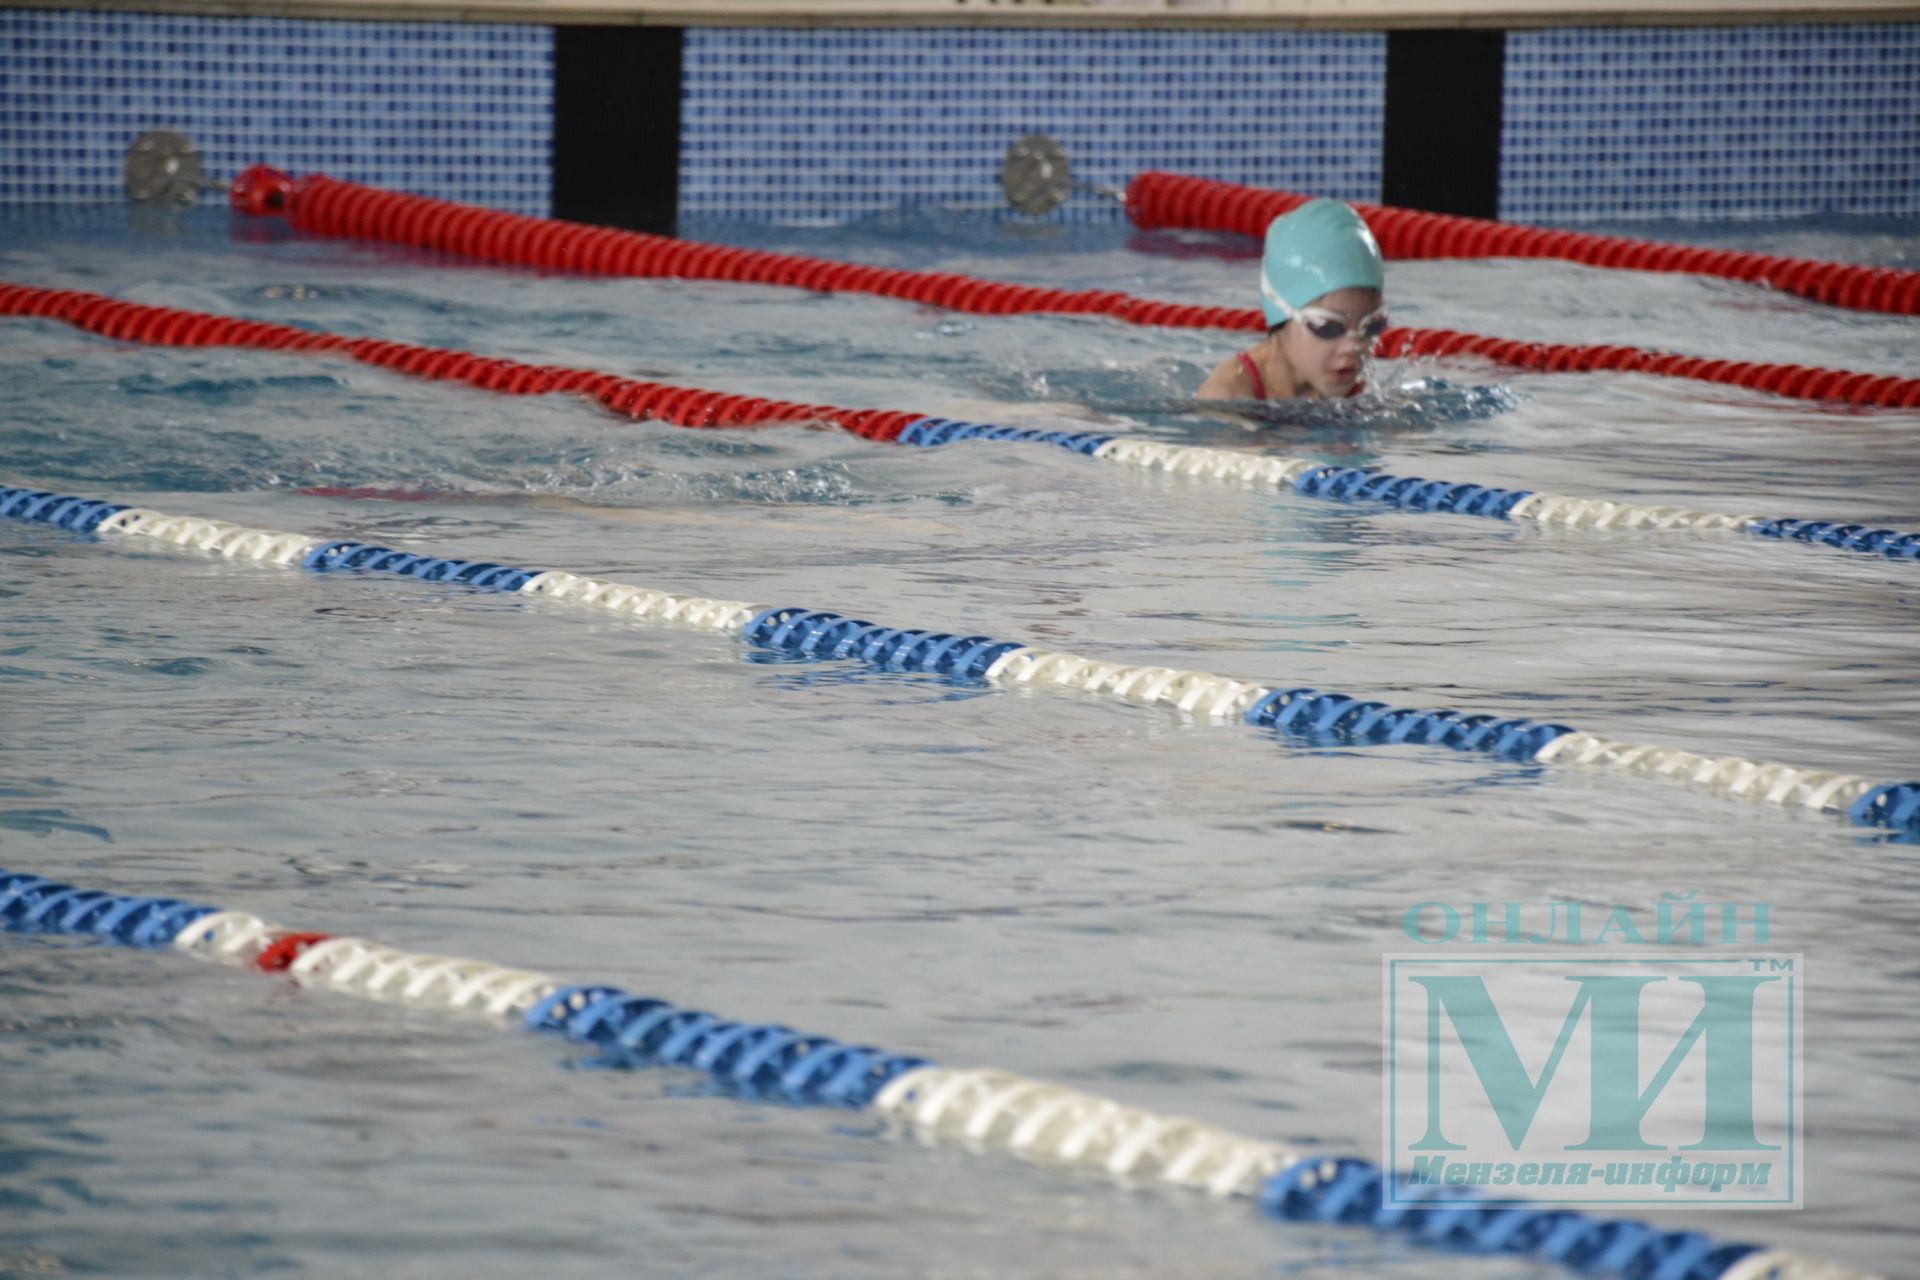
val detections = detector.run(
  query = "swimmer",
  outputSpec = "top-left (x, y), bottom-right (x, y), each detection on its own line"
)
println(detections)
top-left (1197, 198), bottom-right (1387, 402)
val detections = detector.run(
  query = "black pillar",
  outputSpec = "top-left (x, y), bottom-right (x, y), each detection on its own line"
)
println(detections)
top-left (1382, 29), bottom-right (1506, 219)
top-left (552, 25), bottom-right (683, 234)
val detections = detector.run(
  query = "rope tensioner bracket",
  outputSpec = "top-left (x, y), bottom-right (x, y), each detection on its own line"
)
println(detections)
top-left (1000, 133), bottom-right (1125, 217)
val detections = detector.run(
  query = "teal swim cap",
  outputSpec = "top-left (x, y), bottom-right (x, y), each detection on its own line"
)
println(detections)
top-left (1259, 199), bottom-right (1385, 328)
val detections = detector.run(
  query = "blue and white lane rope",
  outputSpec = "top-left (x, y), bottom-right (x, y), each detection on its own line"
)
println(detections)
top-left (897, 419), bottom-right (1920, 565)
top-left (0, 868), bottom-right (1870, 1280)
top-left (3, 483), bottom-right (1916, 839)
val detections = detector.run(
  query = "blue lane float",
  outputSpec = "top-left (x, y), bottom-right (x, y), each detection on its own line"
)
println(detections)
top-left (3, 482), bottom-right (1916, 846)
top-left (743, 606), bottom-right (1024, 679)
top-left (1242, 688), bottom-right (1572, 760)
top-left (303, 538), bottom-right (544, 589)
top-left (1747, 518), bottom-right (1920, 559)
top-left (896, 417), bottom-right (1920, 566)
top-left (896, 416), bottom-right (1115, 454)
top-left (530, 984), bottom-right (927, 1107)
top-left (0, 488), bottom-right (130, 532)
top-left (3, 864), bottom-right (1845, 1280)
top-left (1290, 464), bottom-right (1535, 518)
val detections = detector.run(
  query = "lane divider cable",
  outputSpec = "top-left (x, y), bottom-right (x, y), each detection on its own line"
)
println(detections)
top-left (0, 866), bottom-right (1878, 1280)
top-left (1122, 171), bottom-right (1920, 317)
top-left (4, 283), bottom-right (1917, 569)
top-left (2, 483), bottom-right (1915, 841)
top-left (225, 167), bottom-right (1920, 411)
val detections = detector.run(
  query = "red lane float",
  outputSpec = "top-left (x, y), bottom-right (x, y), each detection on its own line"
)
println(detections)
top-left (0, 282), bottom-right (923, 442)
top-left (256, 932), bottom-right (332, 971)
top-left (1374, 328), bottom-right (1920, 408)
top-left (13, 265), bottom-right (1920, 422)
top-left (235, 166), bottom-right (1251, 333)
top-left (225, 167), bottom-right (1920, 412)
top-left (1125, 172), bottom-right (1920, 317)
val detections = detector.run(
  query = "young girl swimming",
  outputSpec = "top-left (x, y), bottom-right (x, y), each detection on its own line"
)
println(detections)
top-left (1197, 198), bottom-right (1387, 402)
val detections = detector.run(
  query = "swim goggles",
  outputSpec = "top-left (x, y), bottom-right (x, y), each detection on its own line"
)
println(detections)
top-left (1261, 276), bottom-right (1389, 343)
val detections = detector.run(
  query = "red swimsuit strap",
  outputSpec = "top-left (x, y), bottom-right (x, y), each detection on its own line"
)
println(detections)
top-left (1235, 349), bottom-right (1267, 400)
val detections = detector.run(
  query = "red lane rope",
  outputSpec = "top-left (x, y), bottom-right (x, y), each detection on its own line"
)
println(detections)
top-left (223, 167), bottom-right (1920, 412)
top-left (1124, 172), bottom-right (1920, 318)
top-left (255, 168), bottom-right (1251, 333)
top-left (11, 272), bottom-right (1920, 421)
top-left (0, 282), bottom-right (923, 442)
top-left (1373, 327), bottom-right (1920, 409)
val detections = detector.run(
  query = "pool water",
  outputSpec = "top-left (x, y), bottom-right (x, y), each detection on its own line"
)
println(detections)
top-left (1, 204), bottom-right (1918, 1278)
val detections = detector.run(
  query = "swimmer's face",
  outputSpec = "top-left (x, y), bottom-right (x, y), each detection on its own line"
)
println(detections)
top-left (1279, 286), bottom-right (1386, 398)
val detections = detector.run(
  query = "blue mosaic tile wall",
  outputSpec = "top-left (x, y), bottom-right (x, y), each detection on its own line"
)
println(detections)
top-left (0, 10), bottom-right (551, 211)
top-left (680, 27), bottom-right (1384, 224)
top-left (1501, 24), bottom-right (1920, 221)
top-left (3, 13), bottom-right (1914, 224)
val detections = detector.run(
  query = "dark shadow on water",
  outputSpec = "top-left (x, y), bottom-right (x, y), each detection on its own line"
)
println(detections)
top-left (0, 808), bottom-right (114, 842)
top-left (741, 651), bottom-right (1002, 704)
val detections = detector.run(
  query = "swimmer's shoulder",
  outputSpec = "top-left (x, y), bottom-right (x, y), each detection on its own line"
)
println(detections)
top-left (1198, 351), bottom-right (1257, 401)
top-left (1199, 348), bottom-right (1306, 401)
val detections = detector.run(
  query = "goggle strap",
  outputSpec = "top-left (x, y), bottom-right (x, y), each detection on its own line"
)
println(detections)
top-left (1259, 271), bottom-right (1295, 325)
